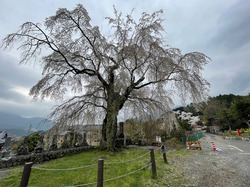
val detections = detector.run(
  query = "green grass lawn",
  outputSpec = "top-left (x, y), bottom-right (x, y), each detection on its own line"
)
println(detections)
top-left (0, 147), bottom-right (191, 187)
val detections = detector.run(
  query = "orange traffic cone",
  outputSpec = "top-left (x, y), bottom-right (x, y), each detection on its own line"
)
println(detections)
top-left (186, 141), bottom-right (190, 149)
top-left (211, 142), bottom-right (216, 151)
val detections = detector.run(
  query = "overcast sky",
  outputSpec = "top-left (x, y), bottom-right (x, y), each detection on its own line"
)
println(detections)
top-left (0, 0), bottom-right (249, 117)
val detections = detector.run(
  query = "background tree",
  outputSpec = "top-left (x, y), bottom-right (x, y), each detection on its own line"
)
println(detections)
top-left (217, 108), bottom-right (235, 131)
top-left (124, 119), bottom-right (145, 144)
top-left (142, 119), bottom-right (162, 145)
top-left (2, 5), bottom-right (210, 151)
top-left (201, 98), bottom-right (224, 122)
top-left (124, 118), bottom-right (162, 145)
top-left (199, 94), bottom-right (247, 131)
top-left (231, 97), bottom-right (250, 128)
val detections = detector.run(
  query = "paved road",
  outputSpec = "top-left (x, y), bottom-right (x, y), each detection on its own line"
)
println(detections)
top-left (187, 133), bottom-right (250, 186)
top-left (200, 133), bottom-right (250, 154)
top-left (226, 139), bottom-right (250, 154)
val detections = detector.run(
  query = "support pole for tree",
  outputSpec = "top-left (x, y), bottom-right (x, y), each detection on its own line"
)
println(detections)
top-left (20, 162), bottom-right (33, 187)
top-left (150, 149), bottom-right (157, 179)
top-left (97, 159), bottom-right (104, 187)
top-left (161, 145), bottom-right (168, 164)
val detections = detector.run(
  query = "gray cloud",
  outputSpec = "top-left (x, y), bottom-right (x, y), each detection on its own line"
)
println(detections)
top-left (0, 52), bottom-right (41, 86)
top-left (0, 0), bottom-right (249, 117)
top-left (203, 47), bottom-right (250, 96)
top-left (209, 0), bottom-right (250, 52)
top-left (0, 52), bottom-right (54, 117)
top-left (0, 81), bottom-right (26, 102)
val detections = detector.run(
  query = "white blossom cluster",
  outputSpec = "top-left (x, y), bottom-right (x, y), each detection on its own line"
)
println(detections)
top-left (174, 110), bottom-right (200, 125)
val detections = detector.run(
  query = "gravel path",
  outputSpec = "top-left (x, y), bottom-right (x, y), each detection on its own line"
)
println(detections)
top-left (169, 133), bottom-right (250, 187)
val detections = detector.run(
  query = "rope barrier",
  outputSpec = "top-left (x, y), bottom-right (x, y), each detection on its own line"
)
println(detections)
top-left (155, 154), bottom-right (163, 162)
top-left (31, 150), bottom-right (151, 171)
top-left (0, 167), bottom-right (22, 173)
top-left (103, 163), bottom-right (151, 183)
top-left (155, 146), bottom-right (162, 151)
top-left (32, 163), bottom-right (97, 171)
top-left (65, 180), bottom-right (97, 187)
top-left (15, 148), bottom-right (162, 186)
top-left (105, 151), bottom-right (150, 165)
top-left (65, 162), bottom-right (151, 187)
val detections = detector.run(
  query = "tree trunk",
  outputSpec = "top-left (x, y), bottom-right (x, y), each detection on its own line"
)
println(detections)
top-left (100, 66), bottom-right (127, 151)
top-left (100, 92), bottom-right (121, 152)
top-left (106, 110), bottom-right (118, 151)
top-left (100, 117), bottom-right (107, 150)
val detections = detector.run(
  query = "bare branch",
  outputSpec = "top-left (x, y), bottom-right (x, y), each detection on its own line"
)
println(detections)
top-left (1, 5), bottom-right (210, 150)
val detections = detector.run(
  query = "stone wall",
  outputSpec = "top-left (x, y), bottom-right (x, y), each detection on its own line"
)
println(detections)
top-left (0, 146), bottom-right (92, 169)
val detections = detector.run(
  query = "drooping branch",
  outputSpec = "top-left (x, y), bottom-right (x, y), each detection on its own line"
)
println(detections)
top-left (1, 5), bottom-right (210, 151)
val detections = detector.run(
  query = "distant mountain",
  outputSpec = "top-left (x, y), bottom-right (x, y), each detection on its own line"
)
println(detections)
top-left (0, 111), bottom-right (53, 136)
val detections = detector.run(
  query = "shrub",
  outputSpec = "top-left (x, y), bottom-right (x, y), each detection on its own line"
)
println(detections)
top-left (16, 132), bottom-right (41, 155)
top-left (223, 131), bottom-right (238, 137)
top-left (27, 132), bottom-right (41, 152)
top-left (164, 137), bottom-right (183, 149)
top-left (245, 128), bottom-right (250, 133)
top-left (16, 144), bottom-right (29, 155)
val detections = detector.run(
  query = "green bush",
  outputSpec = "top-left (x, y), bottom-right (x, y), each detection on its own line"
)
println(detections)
top-left (164, 137), bottom-right (183, 149)
top-left (16, 144), bottom-right (29, 155)
top-left (223, 131), bottom-right (237, 137)
top-left (27, 132), bottom-right (41, 151)
top-left (224, 129), bottom-right (250, 138)
top-left (245, 128), bottom-right (250, 133)
top-left (16, 132), bottom-right (41, 155)
top-left (177, 118), bottom-right (192, 131)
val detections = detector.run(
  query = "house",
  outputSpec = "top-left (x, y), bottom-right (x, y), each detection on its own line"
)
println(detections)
top-left (56, 131), bottom-right (73, 149)
top-left (43, 124), bottom-right (102, 150)
top-left (85, 125), bottom-right (102, 146)
top-left (0, 131), bottom-right (8, 149)
top-left (209, 125), bottom-right (220, 133)
top-left (191, 124), bottom-right (203, 131)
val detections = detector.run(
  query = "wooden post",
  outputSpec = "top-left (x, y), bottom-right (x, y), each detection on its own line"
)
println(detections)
top-left (20, 162), bottom-right (33, 187)
top-left (97, 159), bottom-right (104, 187)
top-left (161, 145), bottom-right (168, 164)
top-left (150, 149), bottom-right (157, 179)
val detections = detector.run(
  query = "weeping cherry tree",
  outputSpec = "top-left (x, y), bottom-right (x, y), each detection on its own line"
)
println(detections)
top-left (2, 4), bottom-right (210, 151)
